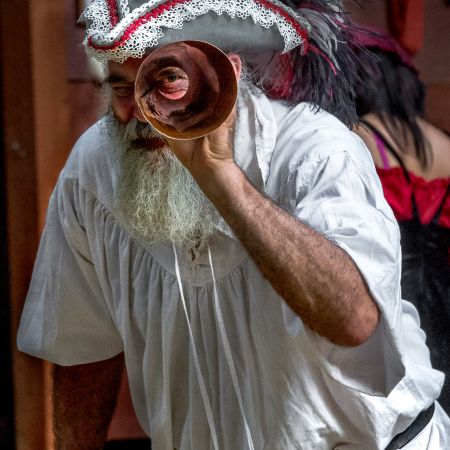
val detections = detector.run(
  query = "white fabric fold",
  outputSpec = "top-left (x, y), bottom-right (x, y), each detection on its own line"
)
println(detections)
top-left (172, 242), bottom-right (219, 450)
top-left (207, 245), bottom-right (255, 450)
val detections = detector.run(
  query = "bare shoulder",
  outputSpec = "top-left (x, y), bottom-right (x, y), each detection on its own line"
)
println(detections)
top-left (353, 120), bottom-right (386, 168)
top-left (420, 119), bottom-right (450, 179)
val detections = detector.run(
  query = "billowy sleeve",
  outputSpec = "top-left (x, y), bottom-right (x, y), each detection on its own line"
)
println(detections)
top-left (17, 176), bottom-right (123, 366)
top-left (282, 144), bottom-right (407, 396)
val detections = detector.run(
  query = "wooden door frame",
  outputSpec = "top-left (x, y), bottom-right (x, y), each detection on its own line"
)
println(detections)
top-left (1, 1), bottom-right (71, 448)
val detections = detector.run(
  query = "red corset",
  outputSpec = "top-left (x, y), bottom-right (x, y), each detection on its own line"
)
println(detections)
top-left (376, 167), bottom-right (450, 228)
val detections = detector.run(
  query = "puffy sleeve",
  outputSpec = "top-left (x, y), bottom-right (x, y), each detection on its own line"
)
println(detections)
top-left (17, 176), bottom-right (123, 366)
top-left (282, 146), bottom-right (407, 396)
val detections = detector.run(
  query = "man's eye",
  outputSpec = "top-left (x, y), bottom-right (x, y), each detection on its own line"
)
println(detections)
top-left (113, 87), bottom-right (134, 97)
top-left (165, 74), bottom-right (179, 83)
top-left (156, 67), bottom-right (188, 84)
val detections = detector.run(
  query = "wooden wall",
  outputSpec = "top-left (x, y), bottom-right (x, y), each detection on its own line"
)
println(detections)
top-left (1, 0), bottom-right (70, 447)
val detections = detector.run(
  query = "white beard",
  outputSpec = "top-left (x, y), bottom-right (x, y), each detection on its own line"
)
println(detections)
top-left (104, 112), bottom-right (228, 247)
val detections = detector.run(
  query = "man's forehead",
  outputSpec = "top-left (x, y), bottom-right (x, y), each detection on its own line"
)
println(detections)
top-left (107, 56), bottom-right (148, 82)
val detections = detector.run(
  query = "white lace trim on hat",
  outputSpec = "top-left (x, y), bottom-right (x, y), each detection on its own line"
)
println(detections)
top-left (82, 0), bottom-right (310, 63)
top-left (119, 0), bottom-right (130, 16)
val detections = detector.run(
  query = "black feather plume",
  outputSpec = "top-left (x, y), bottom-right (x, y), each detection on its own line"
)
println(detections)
top-left (252, 1), bottom-right (366, 127)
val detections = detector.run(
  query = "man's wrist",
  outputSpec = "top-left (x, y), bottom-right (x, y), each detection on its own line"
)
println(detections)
top-left (193, 161), bottom-right (247, 205)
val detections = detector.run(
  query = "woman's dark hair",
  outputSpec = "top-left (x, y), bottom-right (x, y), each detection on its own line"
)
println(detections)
top-left (355, 48), bottom-right (431, 167)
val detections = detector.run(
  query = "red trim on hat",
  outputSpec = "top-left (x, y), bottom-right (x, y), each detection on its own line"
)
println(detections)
top-left (88, 0), bottom-right (309, 51)
top-left (90, 0), bottom-right (190, 50)
top-left (107, 0), bottom-right (120, 27)
top-left (254, 0), bottom-right (308, 42)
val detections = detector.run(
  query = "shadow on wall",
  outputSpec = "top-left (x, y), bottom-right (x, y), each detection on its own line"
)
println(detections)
top-left (0, 34), bottom-right (15, 448)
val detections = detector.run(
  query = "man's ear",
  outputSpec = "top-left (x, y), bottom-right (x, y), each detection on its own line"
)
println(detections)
top-left (228, 54), bottom-right (242, 80)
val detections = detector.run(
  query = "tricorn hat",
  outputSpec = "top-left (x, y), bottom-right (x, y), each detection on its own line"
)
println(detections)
top-left (81, 0), bottom-right (361, 126)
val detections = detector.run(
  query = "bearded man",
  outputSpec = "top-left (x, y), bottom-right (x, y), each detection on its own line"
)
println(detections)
top-left (17, 1), bottom-right (450, 449)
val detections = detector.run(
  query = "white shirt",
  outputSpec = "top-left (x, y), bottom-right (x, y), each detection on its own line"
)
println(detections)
top-left (17, 86), bottom-right (449, 449)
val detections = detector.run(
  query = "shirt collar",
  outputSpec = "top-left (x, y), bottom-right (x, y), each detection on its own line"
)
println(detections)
top-left (233, 84), bottom-right (280, 190)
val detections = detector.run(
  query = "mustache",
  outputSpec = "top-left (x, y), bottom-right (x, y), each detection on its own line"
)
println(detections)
top-left (104, 110), bottom-right (168, 145)
top-left (124, 119), bottom-right (160, 141)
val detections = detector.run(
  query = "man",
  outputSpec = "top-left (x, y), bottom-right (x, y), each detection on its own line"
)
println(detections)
top-left (17, 0), bottom-right (450, 448)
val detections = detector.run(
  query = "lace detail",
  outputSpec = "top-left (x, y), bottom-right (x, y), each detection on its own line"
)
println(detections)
top-left (81, 0), bottom-right (112, 37)
top-left (82, 0), bottom-right (311, 63)
top-left (119, 0), bottom-right (130, 16)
